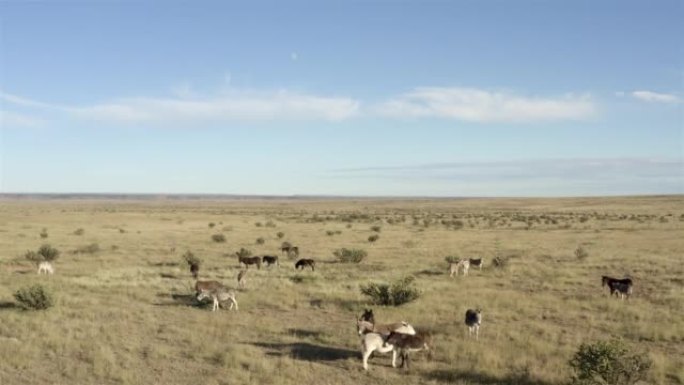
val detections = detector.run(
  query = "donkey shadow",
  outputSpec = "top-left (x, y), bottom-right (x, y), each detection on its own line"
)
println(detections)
top-left (251, 342), bottom-right (357, 362)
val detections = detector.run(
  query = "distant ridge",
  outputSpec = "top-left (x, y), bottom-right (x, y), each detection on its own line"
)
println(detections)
top-left (0, 193), bottom-right (469, 201)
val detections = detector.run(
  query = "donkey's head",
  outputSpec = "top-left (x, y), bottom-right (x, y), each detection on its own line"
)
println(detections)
top-left (359, 308), bottom-right (375, 323)
top-left (356, 319), bottom-right (374, 336)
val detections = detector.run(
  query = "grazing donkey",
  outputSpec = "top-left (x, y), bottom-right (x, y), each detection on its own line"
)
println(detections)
top-left (602, 276), bottom-right (633, 299)
top-left (262, 255), bottom-right (279, 268)
top-left (465, 309), bottom-right (482, 339)
top-left (239, 256), bottom-right (262, 269)
top-left (197, 289), bottom-right (238, 312)
top-left (295, 258), bottom-right (315, 271)
top-left (37, 261), bottom-right (54, 275)
top-left (384, 331), bottom-right (431, 370)
top-left (281, 245), bottom-right (300, 258)
top-left (469, 258), bottom-right (484, 270)
top-left (237, 270), bottom-right (247, 288)
top-left (195, 280), bottom-right (223, 295)
top-left (361, 332), bottom-right (398, 370)
top-left (449, 259), bottom-right (470, 277)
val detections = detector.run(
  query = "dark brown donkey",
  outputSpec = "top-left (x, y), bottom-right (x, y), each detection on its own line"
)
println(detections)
top-left (295, 258), bottom-right (315, 271)
top-left (384, 331), bottom-right (431, 370)
top-left (239, 256), bottom-right (262, 269)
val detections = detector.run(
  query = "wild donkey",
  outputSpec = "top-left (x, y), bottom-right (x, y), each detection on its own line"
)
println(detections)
top-left (239, 256), bottom-right (262, 269)
top-left (195, 280), bottom-right (238, 311)
top-left (295, 258), bottom-right (315, 271)
top-left (37, 261), bottom-right (54, 275)
top-left (449, 259), bottom-right (470, 277)
top-left (237, 270), bottom-right (247, 288)
top-left (469, 258), bottom-right (484, 270)
top-left (197, 289), bottom-right (238, 312)
top-left (262, 255), bottom-right (279, 268)
top-left (357, 309), bottom-right (416, 370)
top-left (384, 331), bottom-right (431, 370)
top-left (602, 276), bottom-right (633, 300)
top-left (465, 309), bottom-right (482, 339)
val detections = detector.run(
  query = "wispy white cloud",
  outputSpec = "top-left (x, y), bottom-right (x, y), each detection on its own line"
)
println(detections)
top-left (629, 90), bottom-right (681, 104)
top-left (375, 87), bottom-right (595, 123)
top-left (0, 110), bottom-right (44, 127)
top-left (0, 89), bottom-right (360, 124)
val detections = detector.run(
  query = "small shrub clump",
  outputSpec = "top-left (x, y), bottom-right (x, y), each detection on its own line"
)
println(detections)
top-left (334, 248), bottom-right (367, 263)
top-left (368, 234), bottom-right (380, 243)
top-left (360, 276), bottom-right (420, 306)
top-left (575, 246), bottom-right (589, 260)
top-left (208, 222), bottom-right (216, 228)
top-left (235, 248), bottom-right (252, 259)
top-left (25, 244), bottom-right (60, 263)
top-left (255, 237), bottom-right (265, 245)
top-left (182, 251), bottom-right (202, 279)
top-left (211, 234), bottom-right (226, 243)
top-left (39, 228), bottom-right (48, 239)
top-left (370, 225), bottom-right (382, 233)
top-left (569, 339), bottom-right (652, 385)
top-left (74, 243), bottom-right (100, 254)
top-left (276, 232), bottom-right (285, 239)
top-left (14, 284), bottom-right (54, 310)
top-left (73, 228), bottom-right (85, 236)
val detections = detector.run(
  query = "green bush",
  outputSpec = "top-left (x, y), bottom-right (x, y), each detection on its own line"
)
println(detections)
top-left (211, 234), bottom-right (226, 243)
top-left (14, 285), bottom-right (54, 310)
top-left (569, 339), bottom-right (652, 385)
top-left (235, 248), bottom-right (252, 259)
top-left (74, 243), bottom-right (100, 254)
top-left (445, 255), bottom-right (460, 264)
top-left (208, 222), bottom-right (216, 228)
top-left (255, 237), bottom-right (265, 245)
top-left (575, 246), bottom-right (589, 260)
top-left (370, 225), bottom-right (382, 233)
top-left (368, 234), bottom-right (380, 243)
top-left (334, 248), bottom-right (367, 263)
top-left (360, 276), bottom-right (420, 306)
top-left (73, 228), bottom-right (85, 236)
top-left (276, 232), bottom-right (285, 239)
top-left (25, 244), bottom-right (60, 263)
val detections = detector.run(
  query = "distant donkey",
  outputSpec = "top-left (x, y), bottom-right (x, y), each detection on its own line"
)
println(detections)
top-left (295, 258), bottom-right (315, 271)
top-left (239, 256), bottom-right (262, 269)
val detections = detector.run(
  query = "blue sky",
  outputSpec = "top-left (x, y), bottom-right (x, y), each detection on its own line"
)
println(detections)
top-left (0, 0), bottom-right (682, 196)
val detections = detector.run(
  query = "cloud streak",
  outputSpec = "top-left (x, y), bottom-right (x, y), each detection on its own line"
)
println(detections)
top-left (629, 90), bottom-right (681, 104)
top-left (375, 87), bottom-right (595, 123)
top-left (331, 158), bottom-right (683, 195)
top-left (1, 89), bottom-right (360, 125)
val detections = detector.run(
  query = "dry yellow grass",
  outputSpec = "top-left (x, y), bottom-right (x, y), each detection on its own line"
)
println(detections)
top-left (0, 196), bottom-right (682, 385)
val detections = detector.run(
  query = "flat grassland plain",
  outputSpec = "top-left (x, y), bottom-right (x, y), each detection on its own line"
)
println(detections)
top-left (0, 196), bottom-right (682, 385)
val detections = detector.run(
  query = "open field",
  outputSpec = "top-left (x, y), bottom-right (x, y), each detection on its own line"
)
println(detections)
top-left (0, 196), bottom-right (682, 385)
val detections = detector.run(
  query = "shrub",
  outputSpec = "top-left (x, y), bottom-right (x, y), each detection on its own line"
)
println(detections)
top-left (255, 222), bottom-right (263, 227)
top-left (334, 248), bottom-right (367, 263)
top-left (360, 276), bottom-right (420, 306)
top-left (276, 232), bottom-right (285, 239)
top-left (492, 255), bottom-right (510, 269)
top-left (73, 228), bottom-right (85, 236)
top-left (26, 244), bottom-right (60, 263)
top-left (119, 228), bottom-right (126, 234)
top-left (182, 251), bottom-right (202, 278)
top-left (326, 230), bottom-right (336, 236)
top-left (211, 234), bottom-right (226, 243)
top-left (569, 339), bottom-right (652, 385)
top-left (14, 284), bottom-right (54, 310)
top-left (256, 237), bottom-right (265, 245)
top-left (575, 246), bottom-right (589, 260)
top-left (265, 220), bottom-right (276, 228)
top-left (368, 234), bottom-right (380, 243)
top-left (208, 222), bottom-right (216, 228)
top-left (39, 228), bottom-right (48, 239)
top-left (74, 243), bottom-right (100, 254)
top-left (370, 225), bottom-right (382, 233)
top-left (444, 255), bottom-right (460, 264)
top-left (235, 248), bottom-right (252, 259)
